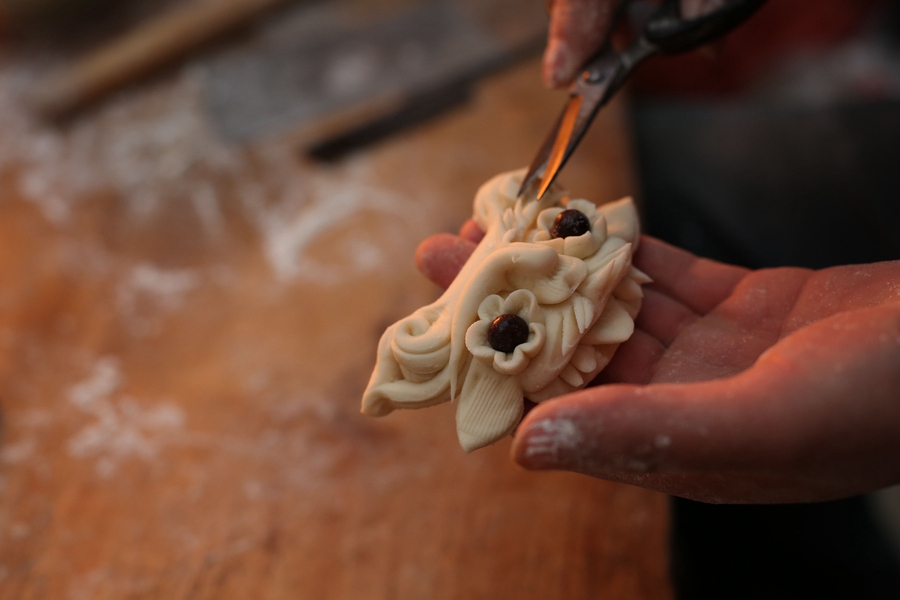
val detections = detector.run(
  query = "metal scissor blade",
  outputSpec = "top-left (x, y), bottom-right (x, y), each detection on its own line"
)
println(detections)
top-left (517, 85), bottom-right (606, 199)
top-left (518, 39), bottom-right (651, 199)
top-left (518, 0), bottom-right (765, 199)
top-left (518, 116), bottom-right (560, 198)
top-left (536, 94), bottom-right (583, 199)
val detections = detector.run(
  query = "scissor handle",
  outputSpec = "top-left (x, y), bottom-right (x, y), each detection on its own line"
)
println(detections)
top-left (645, 0), bottom-right (768, 55)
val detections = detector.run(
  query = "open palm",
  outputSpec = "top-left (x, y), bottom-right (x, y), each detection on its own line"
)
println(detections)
top-left (417, 225), bottom-right (900, 503)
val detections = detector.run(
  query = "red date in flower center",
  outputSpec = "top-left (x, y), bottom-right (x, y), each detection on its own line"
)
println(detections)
top-left (550, 209), bottom-right (591, 239)
top-left (488, 314), bottom-right (530, 353)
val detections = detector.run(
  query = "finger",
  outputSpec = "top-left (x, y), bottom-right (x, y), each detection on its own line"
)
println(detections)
top-left (459, 219), bottom-right (484, 244)
top-left (415, 234), bottom-right (477, 289)
top-left (544, 0), bottom-right (621, 88)
top-left (513, 304), bottom-right (900, 502)
top-left (591, 329), bottom-right (664, 385)
top-left (635, 236), bottom-right (748, 315)
top-left (514, 380), bottom-right (842, 503)
top-left (634, 287), bottom-right (699, 347)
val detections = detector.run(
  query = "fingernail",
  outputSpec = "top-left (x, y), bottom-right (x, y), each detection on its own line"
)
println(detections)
top-left (543, 40), bottom-right (575, 89)
top-left (516, 416), bottom-right (584, 469)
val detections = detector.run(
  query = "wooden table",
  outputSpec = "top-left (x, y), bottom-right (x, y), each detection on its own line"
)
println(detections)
top-left (0, 27), bottom-right (671, 598)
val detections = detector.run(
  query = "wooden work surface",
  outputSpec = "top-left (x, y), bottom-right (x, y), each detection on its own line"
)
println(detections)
top-left (0, 43), bottom-right (672, 598)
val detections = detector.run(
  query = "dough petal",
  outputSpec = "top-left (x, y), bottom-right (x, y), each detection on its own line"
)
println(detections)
top-left (582, 298), bottom-right (635, 345)
top-left (456, 359), bottom-right (524, 452)
top-left (598, 197), bottom-right (639, 247)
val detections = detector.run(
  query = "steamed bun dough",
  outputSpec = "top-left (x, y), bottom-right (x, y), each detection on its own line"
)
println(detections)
top-left (362, 169), bottom-right (649, 452)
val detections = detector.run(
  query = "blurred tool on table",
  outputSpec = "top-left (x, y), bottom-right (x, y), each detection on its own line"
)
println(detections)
top-left (198, 0), bottom-right (540, 143)
top-left (29, 0), bottom-right (297, 118)
top-left (24, 0), bottom-right (547, 158)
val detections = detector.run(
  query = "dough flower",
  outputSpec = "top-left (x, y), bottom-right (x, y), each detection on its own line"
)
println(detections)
top-left (465, 290), bottom-right (545, 376)
top-left (362, 169), bottom-right (646, 453)
top-left (532, 199), bottom-right (607, 259)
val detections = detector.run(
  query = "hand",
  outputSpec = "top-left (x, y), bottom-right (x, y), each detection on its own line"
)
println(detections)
top-left (417, 224), bottom-right (900, 503)
top-left (543, 0), bottom-right (727, 87)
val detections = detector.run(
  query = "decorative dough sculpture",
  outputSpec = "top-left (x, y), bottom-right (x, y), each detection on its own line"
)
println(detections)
top-left (362, 169), bottom-right (650, 452)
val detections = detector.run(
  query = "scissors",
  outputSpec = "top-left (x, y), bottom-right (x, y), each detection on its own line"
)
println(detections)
top-left (520, 0), bottom-right (768, 199)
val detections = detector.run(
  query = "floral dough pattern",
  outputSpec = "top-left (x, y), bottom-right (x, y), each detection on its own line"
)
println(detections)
top-left (361, 170), bottom-right (650, 452)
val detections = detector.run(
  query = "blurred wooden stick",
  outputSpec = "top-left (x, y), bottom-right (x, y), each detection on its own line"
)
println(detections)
top-left (31, 0), bottom-right (295, 119)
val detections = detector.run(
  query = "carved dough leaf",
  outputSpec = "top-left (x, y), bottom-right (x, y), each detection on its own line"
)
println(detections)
top-left (613, 276), bottom-right (644, 302)
top-left (572, 294), bottom-right (594, 334)
top-left (575, 246), bottom-right (632, 324)
top-left (456, 359), bottom-right (523, 453)
top-left (583, 237), bottom-right (627, 276)
top-left (572, 294), bottom-right (594, 333)
top-left (560, 364), bottom-right (585, 387)
top-left (582, 298), bottom-right (635, 345)
top-left (598, 197), bottom-right (639, 247)
top-left (559, 304), bottom-right (581, 356)
top-left (526, 342), bottom-right (621, 404)
top-left (515, 246), bottom-right (627, 394)
top-left (571, 344), bottom-right (598, 373)
top-left (629, 266), bottom-right (653, 285)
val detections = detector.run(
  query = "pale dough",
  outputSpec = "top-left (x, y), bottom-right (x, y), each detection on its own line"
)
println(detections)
top-left (362, 169), bottom-right (649, 452)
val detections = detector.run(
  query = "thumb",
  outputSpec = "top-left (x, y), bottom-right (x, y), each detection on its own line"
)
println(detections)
top-left (511, 305), bottom-right (900, 501)
top-left (512, 378), bottom-right (760, 476)
top-left (415, 233), bottom-right (476, 290)
top-left (544, 0), bottom-right (621, 88)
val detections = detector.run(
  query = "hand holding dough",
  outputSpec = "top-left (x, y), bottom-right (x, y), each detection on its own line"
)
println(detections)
top-left (362, 169), bottom-right (649, 452)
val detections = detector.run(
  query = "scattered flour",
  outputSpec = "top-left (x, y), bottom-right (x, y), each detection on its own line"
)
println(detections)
top-left (67, 357), bottom-right (186, 477)
top-left (189, 181), bottom-right (226, 237)
top-left (0, 61), bottom-right (418, 284)
top-left (523, 417), bottom-right (584, 459)
top-left (0, 65), bottom-right (240, 225)
top-left (64, 358), bottom-right (346, 485)
top-left (0, 439), bottom-right (37, 464)
top-left (240, 159), bottom-right (413, 282)
top-left (115, 263), bottom-right (201, 337)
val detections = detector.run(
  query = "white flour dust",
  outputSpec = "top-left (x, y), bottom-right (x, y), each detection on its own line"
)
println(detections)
top-left (115, 263), bottom-right (201, 337)
top-left (242, 161), bottom-right (413, 282)
top-left (0, 65), bottom-right (241, 225)
top-left (0, 439), bottom-right (37, 464)
top-left (64, 358), bottom-right (350, 488)
top-left (522, 417), bottom-right (584, 459)
top-left (0, 62), bottom-right (419, 285)
top-left (68, 357), bottom-right (185, 477)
